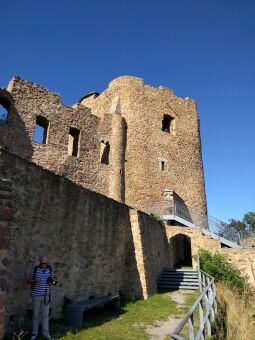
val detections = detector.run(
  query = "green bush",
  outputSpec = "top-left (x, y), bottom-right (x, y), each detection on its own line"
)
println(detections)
top-left (197, 249), bottom-right (247, 293)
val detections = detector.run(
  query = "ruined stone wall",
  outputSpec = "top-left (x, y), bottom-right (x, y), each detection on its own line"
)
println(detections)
top-left (0, 78), bottom-right (109, 196)
top-left (1, 76), bottom-right (207, 216)
top-left (83, 76), bottom-right (207, 215)
top-left (0, 148), bottom-right (170, 335)
top-left (220, 248), bottom-right (255, 286)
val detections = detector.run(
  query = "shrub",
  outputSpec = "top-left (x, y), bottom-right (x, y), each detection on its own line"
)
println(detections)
top-left (197, 249), bottom-right (247, 294)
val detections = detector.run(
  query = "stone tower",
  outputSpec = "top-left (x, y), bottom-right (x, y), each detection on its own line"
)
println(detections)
top-left (0, 75), bottom-right (207, 217)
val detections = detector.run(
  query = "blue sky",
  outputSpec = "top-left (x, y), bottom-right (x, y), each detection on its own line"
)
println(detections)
top-left (1, 0), bottom-right (254, 222)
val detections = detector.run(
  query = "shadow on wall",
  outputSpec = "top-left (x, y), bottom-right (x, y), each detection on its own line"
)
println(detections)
top-left (169, 234), bottom-right (192, 268)
top-left (0, 149), bottom-right (144, 335)
top-left (0, 89), bottom-right (33, 159)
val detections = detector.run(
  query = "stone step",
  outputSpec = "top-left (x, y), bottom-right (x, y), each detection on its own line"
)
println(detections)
top-left (158, 284), bottom-right (199, 290)
top-left (159, 272), bottom-right (198, 276)
top-left (164, 269), bottom-right (196, 272)
top-left (159, 280), bottom-right (199, 286)
top-left (161, 273), bottom-right (198, 277)
top-left (159, 278), bottom-right (199, 283)
top-left (158, 268), bottom-right (200, 291)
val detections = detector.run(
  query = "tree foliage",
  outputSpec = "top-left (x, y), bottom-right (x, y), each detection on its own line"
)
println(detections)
top-left (217, 211), bottom-right (255, 242)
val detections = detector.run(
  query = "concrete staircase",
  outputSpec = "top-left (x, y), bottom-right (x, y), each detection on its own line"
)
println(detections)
top-left (157, 268), bottom-right (199, 290)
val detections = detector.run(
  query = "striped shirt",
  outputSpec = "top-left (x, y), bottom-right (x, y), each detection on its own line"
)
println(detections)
top-left (31, 265), bottom-right (53, 297)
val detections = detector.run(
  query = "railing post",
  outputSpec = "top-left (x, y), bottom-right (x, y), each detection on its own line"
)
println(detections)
top-left (212, 281), bottom-right (217, 314)
top-left (199, 301), bottom-right (205, 340)
top-left (188, 314), bottom-right (195, 340)
top-left (207, 277), bottom-right (215, 322)
top-left (207, 316), bottom-right (212, 337)
top-left (204, 284), bottom-right (212, 337)
top-left (198, 258), bottom-right (202, 293)
top-left (202, 272), bottom-right (206, 288)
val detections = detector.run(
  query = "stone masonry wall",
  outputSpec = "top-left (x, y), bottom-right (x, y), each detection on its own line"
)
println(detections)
top-left (129, 210), bottom-right (170, 298)
top-left (0, 78), bottom-right (108, 196)
top-left (220, 248), bottom-right (255, 286)
top-left (0, 172), bottom-right (16, 339)
top-left (165, 226), bottom-right (221, 268)
top-left (0, 148), bottom-right (170, 335)
top-left (1, 75), bottom-right (207, 217)
top-left (165, 226), bottom-right (255, 286)
top-left (83, 76), bottom-right (207, 215)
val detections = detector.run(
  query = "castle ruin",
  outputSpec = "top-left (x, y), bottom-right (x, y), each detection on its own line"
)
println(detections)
top-left (0, 76), bottom-right (254, 337)
top-left (0, 75), bottom-right (207, 215)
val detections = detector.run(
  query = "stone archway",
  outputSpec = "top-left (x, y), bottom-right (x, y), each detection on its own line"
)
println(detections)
top-left (169, 233), bottom-right (192, 268)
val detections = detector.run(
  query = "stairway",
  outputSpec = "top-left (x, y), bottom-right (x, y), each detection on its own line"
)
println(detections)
top-left (157, 268), bottom-right (199, 290)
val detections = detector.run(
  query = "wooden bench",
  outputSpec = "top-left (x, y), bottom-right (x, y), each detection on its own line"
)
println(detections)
top-left (64, 295), bottom-right (120, 328)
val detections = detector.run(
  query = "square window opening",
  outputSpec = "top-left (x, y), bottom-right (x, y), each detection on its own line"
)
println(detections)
top-left (33, 116), bottom-right (49, 144)
top-left (162, 114), bottom-right (175, 134)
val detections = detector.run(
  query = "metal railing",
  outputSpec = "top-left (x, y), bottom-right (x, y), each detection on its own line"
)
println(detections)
top-left (146, 200), bottom-right (254, 247)
top-left (171, 260), bottom-right (217, 340)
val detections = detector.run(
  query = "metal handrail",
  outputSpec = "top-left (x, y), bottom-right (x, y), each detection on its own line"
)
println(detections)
top-left (146, 201), bottom-right (254, 247)
top-left (171, 265), bottom-right (217, 340)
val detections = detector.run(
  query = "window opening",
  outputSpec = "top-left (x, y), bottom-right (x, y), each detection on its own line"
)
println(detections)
top-left (0, 98), bottom-right (11, 123)
top-left (33, 116), bottom-right (49, 144)
top-left (68, 127), bottom-right (80, 157)
top-left (161, 161), bottom-right (165, 171)
top-left (100, 141), bottom-right (110, 165)
top-left (162, 114), bottom-right (174, 134)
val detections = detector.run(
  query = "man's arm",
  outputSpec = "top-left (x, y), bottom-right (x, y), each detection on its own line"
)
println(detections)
top-left (27, 268), bottom-right (40, 284)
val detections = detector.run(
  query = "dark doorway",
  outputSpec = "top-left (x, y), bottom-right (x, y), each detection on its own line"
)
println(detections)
top-left (170, 234), bottom-right (192, 268)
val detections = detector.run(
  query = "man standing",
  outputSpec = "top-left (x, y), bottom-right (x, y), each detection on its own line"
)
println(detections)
top-left (28, 255), bottom-right (53, 340)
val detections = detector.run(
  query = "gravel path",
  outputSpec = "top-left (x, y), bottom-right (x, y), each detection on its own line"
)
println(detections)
top-left (146, 290), bottom-right (194, 340)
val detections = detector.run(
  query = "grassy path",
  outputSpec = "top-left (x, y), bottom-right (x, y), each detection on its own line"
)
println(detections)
top-left (48, 290), bottom-right (198, 340)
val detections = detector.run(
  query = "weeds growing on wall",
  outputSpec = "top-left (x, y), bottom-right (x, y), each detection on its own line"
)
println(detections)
top-left (198, 249), bottom-right (248, 294)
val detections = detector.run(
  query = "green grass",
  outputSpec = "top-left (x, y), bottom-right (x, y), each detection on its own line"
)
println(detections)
top-left (47, 290), bottom-right (199, 340)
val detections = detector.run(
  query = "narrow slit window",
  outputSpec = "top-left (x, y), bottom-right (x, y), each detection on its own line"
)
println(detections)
top-left (100, 141), bottom-right (110, 165)
top-left (162, 114), bottom-right (175, 134)
top-left (161, 161), bottom-right (165, 171)
top-left (33, 116), bottom-right (49, 144)
top-left (68, 128), bottom-right (80, 157)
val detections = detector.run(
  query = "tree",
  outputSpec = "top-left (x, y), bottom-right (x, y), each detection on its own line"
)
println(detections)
top-left (243, 212), bottom-right (255, 232)
top-left (216, 211), bottom-right (255, 243)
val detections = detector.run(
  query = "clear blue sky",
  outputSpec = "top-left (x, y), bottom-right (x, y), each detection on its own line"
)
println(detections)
top-left (1, 0), bottom-right (254, 222)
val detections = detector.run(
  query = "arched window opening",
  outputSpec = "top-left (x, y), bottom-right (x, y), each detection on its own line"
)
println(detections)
top-left (162, 114), bottom-right (175, 134)
top-left (0, 97), bottom-right (11, 123)
top-left (100, 141), bottom-right (110, 165)
top-left (68, 127), bottom-right (80, 157)
top-left (33, 116), bottom-right (49, 144)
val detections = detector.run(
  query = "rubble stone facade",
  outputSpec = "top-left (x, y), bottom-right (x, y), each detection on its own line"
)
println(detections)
top-left (0, 75), bottom-right (207, 216)
top-left (2, 75), bottom-right (252, 338)
top-left (0, 148), bottom-right (170, 335)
